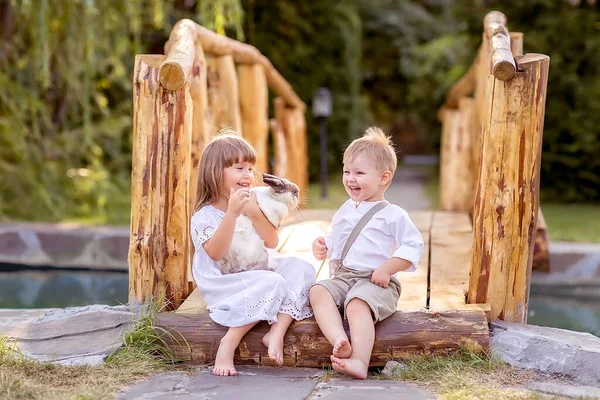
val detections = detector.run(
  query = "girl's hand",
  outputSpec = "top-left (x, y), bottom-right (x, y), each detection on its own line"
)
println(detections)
top-left (371, 267), bottom-right (391, 288)
top-left (312, 237), bottom-right (328, 260)
top-left (226, 187), bottom-right (251, 217)
top-left (241, 192), bottom-right (262, 218)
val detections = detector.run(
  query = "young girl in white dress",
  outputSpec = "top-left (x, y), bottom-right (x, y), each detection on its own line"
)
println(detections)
top-left (190, 131), bottom-right (315, 376)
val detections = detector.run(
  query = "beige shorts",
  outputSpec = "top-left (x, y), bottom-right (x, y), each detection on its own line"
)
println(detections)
top-left (314, 266), bottom-right (401, 322)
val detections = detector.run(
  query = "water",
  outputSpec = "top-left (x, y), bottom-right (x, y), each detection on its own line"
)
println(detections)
top-left (0, 268), bottom-right (128, 308)
top-left (528, 294), bottom-right (600, 337)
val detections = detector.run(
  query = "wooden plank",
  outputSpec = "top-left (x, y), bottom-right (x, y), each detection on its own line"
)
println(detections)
top-left (397, 232), bottom-right (429, 311)
top-left (157, 309), bottom-right (490, 368)
top-left (408, 211), bottom-right (433, 233)
top-left (429, 212), bottom-right (473, 311)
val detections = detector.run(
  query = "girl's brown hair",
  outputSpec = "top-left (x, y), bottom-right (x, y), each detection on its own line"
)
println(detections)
top-left (194, 129), bottom-right (256, 212)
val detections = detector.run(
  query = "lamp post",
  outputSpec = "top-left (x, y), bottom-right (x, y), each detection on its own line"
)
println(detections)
top-left (312, 87), bottom-right (332, 199)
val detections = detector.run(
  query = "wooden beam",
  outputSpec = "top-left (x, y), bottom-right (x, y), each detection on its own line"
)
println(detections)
top-left (270, 118), bottom-right (288, 178)
top-left (129, 55), bottom-right (192, 310)
top-left (156, 309), bottom-right (490, 367)
top-left (468, 54), bottom-right (550, 323)
top-left (484, 11), bottom-right (516, 81)
top-left (238, 63), bottom-right (269, 172)
top-left (160, 19), bottom-right (305, 110)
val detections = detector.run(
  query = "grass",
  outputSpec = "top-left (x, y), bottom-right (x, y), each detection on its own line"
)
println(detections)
top-left (377, 347), bottom-right (550, 400)
top-left (0, 301), bottom-right (193, 400)
top-left (541, 203), bottom-right (600, 243)
top-left (306, 174), bottom-right (348, 210)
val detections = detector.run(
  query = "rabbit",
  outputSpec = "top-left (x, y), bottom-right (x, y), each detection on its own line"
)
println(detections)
top-left (218, 173), bottom-right (300, 275)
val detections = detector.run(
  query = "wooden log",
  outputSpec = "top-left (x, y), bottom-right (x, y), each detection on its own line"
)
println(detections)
top-left (238, 63), bottom-right (269, 172)
top-left (187, 42), bottom-right (211, 292)
top-left (129, 55), bottom-right (192, 310)
top-left (439, 99), bottom-right (475, 212)
top-left (159, 21), bottom-right (195, 90)
top-left (206, 54), bottom-right (242, 133)
top-left (533, 208), bottom-right (550, 272)
top-left (156, 309), bottom-right (490, 367)
top-left (270, 118), bottom-right (288, 178)
top-left (484, 11), bottom-right (516, 81)
top-left (468, 54), bottom-right (550, 323)
top-left (160, 19), bottom-right (305, 110)
top-left (275, 97), bottom-right (308, 203)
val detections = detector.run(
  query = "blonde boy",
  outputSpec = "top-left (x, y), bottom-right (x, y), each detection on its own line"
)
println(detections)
top-left (309, 127), bottom-right (424, 379)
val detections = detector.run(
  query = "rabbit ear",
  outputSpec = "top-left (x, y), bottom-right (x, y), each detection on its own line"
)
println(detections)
top-left (262, 173), bottom-right (287, 193)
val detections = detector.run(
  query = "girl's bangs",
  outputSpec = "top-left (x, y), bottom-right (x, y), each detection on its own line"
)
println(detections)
top-left (222, 138), bottom-right (256, 166)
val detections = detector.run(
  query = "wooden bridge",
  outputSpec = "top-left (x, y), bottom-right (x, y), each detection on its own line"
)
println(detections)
top-left (128, 11), bottom-right (549, 367)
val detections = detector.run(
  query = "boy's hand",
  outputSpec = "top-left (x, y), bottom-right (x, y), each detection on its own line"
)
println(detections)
top-left (312, 237), bottom-right (328, 260)
top-left (241, 192), bottom-right (261, 218)
top-left (226, 188), bottom-right (251, 217)
top-left (371, 267), bottom-right (392, 288)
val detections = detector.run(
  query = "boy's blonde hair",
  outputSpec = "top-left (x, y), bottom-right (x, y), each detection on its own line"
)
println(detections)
top-left (194, 128), bottom-right (256, 212)
top-left (343, 127), bottom-right (397, 174)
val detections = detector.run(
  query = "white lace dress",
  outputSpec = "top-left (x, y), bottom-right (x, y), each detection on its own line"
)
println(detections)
top-left (191, 205), bottom-right (315, 327)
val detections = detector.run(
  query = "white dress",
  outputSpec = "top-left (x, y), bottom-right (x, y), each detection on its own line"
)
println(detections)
top-left (191, 205), bottom-right (315, 327)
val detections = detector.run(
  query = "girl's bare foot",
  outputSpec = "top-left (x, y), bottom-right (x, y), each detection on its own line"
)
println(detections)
top-left (332, 337), bottom-right (352, 359)
top-left (330, 355), bottom-right (368, 379)
top-left (262, 331), bottom-right (284, 365)
top-left (213, 338), bottom-right (238, 376)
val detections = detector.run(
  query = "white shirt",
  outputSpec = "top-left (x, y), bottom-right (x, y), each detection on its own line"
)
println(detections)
top-left (324, 200), bottom-right (424, 273)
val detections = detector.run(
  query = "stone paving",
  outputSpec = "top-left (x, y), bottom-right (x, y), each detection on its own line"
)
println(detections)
top-left (118, 367), bottom-right (436, 400)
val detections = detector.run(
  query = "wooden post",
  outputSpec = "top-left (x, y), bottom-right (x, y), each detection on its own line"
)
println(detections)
top-left (510, 32), bottom-right (523, 57)
top-left (129, 55), bottom-right (192, 310)
top-left (270, 118), bottom-right (288, 178)
top-left (468, 54), bottom-right (550, 323)
top-left (439, 109), bottom-right (460, 210)
top-left (207, 54), bottom-right (242, 133)
top-left (238, 63), bottom-right (269, 172)
top-left (187, 42), bottom-right (211, 293)
top-left (439, 99), bottom-right (475, 211)
top-left (533, 208), bottom-right (550, 272)
top-left (275, 97), bottom-right (308, 203)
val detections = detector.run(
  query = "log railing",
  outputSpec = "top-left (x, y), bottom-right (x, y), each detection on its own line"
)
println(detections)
top-left (439, 11), bottom-right (550, 323)
top-left (129, 19), bottom-right (308, 309)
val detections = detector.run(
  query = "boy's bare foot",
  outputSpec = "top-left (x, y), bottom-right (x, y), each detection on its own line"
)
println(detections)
top-left (262, 331), bottom-right (284, 365)
top-left (330, 355), bottom-right (368, 380)
top-left (332, 337), bottom-right (352, 359)
top-left (213, 338), bottom-right (238, 376)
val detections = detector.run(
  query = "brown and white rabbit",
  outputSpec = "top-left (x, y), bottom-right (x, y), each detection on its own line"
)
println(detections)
top-left (218, 174), bottom-right (300, 275)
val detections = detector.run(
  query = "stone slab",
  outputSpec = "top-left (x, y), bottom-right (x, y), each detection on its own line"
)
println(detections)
top-left (0, 305), bottom-right (135, 366)
top-left (310, 379), bottom-right (436, 400)
top-left (491, 321), bottom-right (600, 385)
top-left (527, 382), bottom-right (600, 399)
top-left (0, 222), bottom-right (129, 270)
top-left (119, 367), bottom-right (320, 400)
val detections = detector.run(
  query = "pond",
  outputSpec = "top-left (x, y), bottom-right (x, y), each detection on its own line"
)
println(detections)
top-left (0, 267), bottom-right (127, 308)
top-left (1, 266), bottom-right (599, 338)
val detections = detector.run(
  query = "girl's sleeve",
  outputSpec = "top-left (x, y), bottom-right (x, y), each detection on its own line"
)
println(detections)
top-left (391, 210), bottom-right (424, 272)
top-left (190, 210), bottom-right (219, 251)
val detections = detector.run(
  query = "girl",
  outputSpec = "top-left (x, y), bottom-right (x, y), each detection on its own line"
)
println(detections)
top-left (191, 130), bottom-right (315, 376)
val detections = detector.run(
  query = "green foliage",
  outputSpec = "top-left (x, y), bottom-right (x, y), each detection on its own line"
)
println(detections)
top-left (0, 0), bottom-right (243, 222)
top-left (244, 0), bottom-right (364, 180)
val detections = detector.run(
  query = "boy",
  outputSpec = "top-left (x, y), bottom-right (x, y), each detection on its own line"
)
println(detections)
top-left (310, 127), bottom-right (424, 379)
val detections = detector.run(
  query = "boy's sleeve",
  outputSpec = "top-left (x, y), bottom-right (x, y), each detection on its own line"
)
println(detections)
top-left (190, 210), bottom-right (218, 251)
top-left (391, 211), bottom-right (424, 272)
